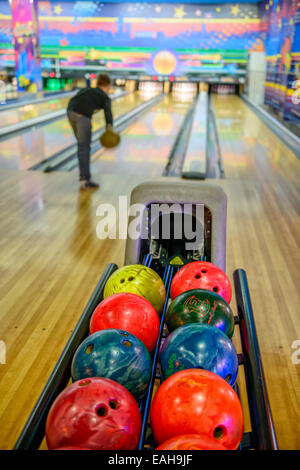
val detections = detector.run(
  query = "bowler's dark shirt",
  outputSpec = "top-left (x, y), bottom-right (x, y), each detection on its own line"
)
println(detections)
top-left (67, 87), bottom-right (113, 124)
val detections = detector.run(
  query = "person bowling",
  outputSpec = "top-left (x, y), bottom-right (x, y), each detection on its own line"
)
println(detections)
top-left (67, 73), bottom-right (113, 190)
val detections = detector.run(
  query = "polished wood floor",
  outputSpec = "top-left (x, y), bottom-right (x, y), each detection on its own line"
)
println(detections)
top-left (212, 94), bottom-right (300, 185)
top-left (0, 95), bottom-right (299, 450)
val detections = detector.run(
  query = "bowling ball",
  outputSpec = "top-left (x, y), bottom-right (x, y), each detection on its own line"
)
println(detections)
top-left (71, 329), bottom-right (152, 399)
top-left (90, 293), bottom-right (160, 352)
top-left (156, 434), bottom-right (228, 450)
top-left (150, 369), bottom-right (243, 449)
top-left (166, 288), bottom-right (235, 338)
top-left (100, 129), bottom-right (120, 148)
top-left (104, 264), bottom-right (166, 314)
top-left (46, 377), bottom-right (141, 450)
top-left (171, 261), bottom-right (232, 304)
top-left (159, 324), bottom-right (238, 385)
top-left (53, 447), bottom-right (90, 450)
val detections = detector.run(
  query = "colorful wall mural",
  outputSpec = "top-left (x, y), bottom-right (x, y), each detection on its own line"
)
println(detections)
top-left (11, 0), bottom-right (42, 91)
top-left (0, 1), bottom-right (299, 124)
top-left (0, 1), bottom-right (14, 67)
top-left (260, 0), bottom-right (300, 122)
top-left (1, 1), bottom-right (265, 77)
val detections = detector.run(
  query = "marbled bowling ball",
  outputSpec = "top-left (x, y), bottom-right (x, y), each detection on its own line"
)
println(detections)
top-left (170, 261), bottom-right (232, 303)
top-left (46, 377), bottom-right (142, 450)
top-left (156, 434), bottom-right (228, 450)
top-left (71, 329), bottom-right (152, 399)
top-left (159, 324), bottom-right (238, 385)
top-left (166, 288), bottom-right (234, 338)
top-left (150, 369), bottom-right (243, 449)
top-left (103, 264), bottom-right (166, 314)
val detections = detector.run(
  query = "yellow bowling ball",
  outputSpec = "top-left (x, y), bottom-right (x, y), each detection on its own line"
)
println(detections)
top-left (104, 264), bottom-right (166, 314)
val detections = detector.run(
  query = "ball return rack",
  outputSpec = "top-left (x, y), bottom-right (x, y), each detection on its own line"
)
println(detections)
top-left (14, 181), bottom-right (278, 451)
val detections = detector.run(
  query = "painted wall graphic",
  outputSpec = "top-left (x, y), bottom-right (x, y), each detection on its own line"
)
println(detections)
top-left (0, 0), bottom-right (299, 123)
top-left (39, 1), bottom-right (264, 75)
top-left (11, 0), bottom-right (42, 91)
top-left (0, 1), bottom-right (14, 67)
top-left (260, 0), bottom-right (300, 123)
top-left (0, 1), bottom-right (266, 76)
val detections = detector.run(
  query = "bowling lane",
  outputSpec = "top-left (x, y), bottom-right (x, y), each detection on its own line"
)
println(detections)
top-left (0, 93), bottom-right (74, 129)
top-left (0, 91), bottom-right (155, 170)
top-left (0, 89), bottom-right (127, 129)
top-left (212, 95), bottom-right (300, 185)
top-left (91, 94), bottom-right (193, 177)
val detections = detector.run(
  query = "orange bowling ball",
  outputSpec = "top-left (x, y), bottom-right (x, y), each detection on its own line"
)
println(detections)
top-left (150, 369), bottom-right (243, 450)
top-left (156, 434), bottom-right (228, 450)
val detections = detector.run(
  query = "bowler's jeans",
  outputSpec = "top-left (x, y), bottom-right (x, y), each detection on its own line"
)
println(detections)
top-left (67, 111), bottom-right (92, 181)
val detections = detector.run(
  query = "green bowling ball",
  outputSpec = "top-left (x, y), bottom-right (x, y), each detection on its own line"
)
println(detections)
top-left (166, 289), bottom-right (235, 338)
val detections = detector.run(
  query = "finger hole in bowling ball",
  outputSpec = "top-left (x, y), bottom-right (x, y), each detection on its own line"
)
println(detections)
top-left (120, 332), bottom-right (129, 337)
top-left (120, 278), bottom-right (125, 284)
top-left (225, 374), bottom-right (231, 382)
top-left (195, 274), bottom-right (201, 279)
top-left (128, 276), bottom-right (134, 281)
top-left (85, 344), bottom-right (94, 355)
top-left (213, 286), bottom-right (219, 293)
top-left (213, 426), bottom-right (226, 440)
top-left (96, 404), bottom-right (108, 417)
top-left (79, 379), bottom-right (91, 387)
top-left (123, 340), bottom-right (132, 347)
top-left (109, 399), bottom-right (119, 410)
top-left (201, 269), bottom-right (207, 273)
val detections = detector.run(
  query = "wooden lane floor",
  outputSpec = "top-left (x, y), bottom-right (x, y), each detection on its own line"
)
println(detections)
top-left (0, 169), bottom-right (148, 450)
top-left (217, 177), bottom-right (300, 450)
top-left (0, 94), bottom-right (73, 129)
top-left (0, 91), bottom-right (151, 171)
top-left (212, 94), bottom-right (300, 186)
top-left (0, 169), bottom-right (299, 449)
top-left (90, 94), bottom-right (193, 177)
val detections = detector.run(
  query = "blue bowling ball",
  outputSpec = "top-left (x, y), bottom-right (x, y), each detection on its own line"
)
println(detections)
top-left (71, 329), bottom-right (152, 399)
top-left (159, 323), bottom-right (238, 385)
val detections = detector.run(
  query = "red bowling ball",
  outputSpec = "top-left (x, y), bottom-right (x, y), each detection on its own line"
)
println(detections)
top-left (150, 369), bottom-right (243, 450)
top-left (46, 377), bottom-right (142, 450)
top-left (170, 261), bottom-right (232, 303)
top-left (54, 447), bottom-right (90, 450)
top-left (90, 293), bottom-right (160, 351)
top-left (156, 434), bottom-right (228, 450)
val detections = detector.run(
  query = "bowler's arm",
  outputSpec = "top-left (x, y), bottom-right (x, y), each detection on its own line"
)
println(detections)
top-left (104, 96), bottom-right (113, 130)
